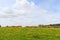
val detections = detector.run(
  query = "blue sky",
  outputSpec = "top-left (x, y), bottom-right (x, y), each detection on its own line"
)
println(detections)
top-left (0, 0), bottom-right (60, 26)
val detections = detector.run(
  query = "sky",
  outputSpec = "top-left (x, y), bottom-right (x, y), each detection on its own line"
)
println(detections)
top-left (0, 0), bottom-right (60, 26)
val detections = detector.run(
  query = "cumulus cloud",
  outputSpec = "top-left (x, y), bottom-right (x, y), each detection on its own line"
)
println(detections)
top-left (0, 0), bottom-right (57, 26)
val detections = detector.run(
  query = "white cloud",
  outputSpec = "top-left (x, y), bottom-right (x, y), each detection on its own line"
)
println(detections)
top-left (0, 0), bottom-right (57, 26)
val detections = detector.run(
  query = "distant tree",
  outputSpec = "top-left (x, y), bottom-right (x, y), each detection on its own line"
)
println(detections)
top-left (16, 26), bottom-right (22, 28)
top-left (25, 26), bottom-right (33, 28)
top-left (12, 26), bottom-right (15, 27)
top-left (6, 25), bottom-right (8, 27)
top-left (38, 24), bottom-right (45, 28)
top-left (0, 25), bottom-right (1, 27)
top-left (49, 24), bottom-right (60, 28)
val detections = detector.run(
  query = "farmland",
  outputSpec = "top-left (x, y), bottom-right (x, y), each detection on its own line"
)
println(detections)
top-left (0, 27), bottom-right (60, 40)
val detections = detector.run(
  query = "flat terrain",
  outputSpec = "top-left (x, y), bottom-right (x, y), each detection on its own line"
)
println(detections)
top-left (0, 27), bottom-right (60, 40)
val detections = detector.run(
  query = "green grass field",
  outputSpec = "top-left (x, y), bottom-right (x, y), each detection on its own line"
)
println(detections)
top-left (0, 27), bottom-right (60, 40)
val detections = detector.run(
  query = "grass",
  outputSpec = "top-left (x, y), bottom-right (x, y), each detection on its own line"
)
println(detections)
top-left (0, 27), bottom-right (60, 40)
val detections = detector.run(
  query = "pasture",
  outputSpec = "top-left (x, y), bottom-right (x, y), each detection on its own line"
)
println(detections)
top-left (0, 27), bottom-right (60, 40)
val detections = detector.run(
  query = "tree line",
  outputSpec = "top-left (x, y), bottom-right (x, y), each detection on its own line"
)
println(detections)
top-left (0, 24), bottom-right (60, 28)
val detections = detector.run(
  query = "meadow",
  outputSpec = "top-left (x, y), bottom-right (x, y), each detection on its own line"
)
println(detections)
top-left (0, 27), bottom-right (60, 40)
